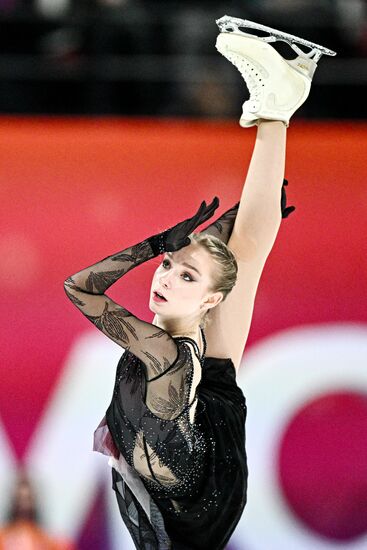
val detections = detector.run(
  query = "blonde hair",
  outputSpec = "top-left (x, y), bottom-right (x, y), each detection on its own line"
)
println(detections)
top-left (189, 232), bottom-right (238, 330)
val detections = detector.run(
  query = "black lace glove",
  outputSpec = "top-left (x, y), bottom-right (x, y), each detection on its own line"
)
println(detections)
top-left (148, 197), bottom-right (220, 255)
top-left (281, 178), bottom-right (296, 218)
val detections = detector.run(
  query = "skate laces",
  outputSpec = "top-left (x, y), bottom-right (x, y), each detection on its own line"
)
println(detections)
top-left (222, 51), bottom-right (262, 106)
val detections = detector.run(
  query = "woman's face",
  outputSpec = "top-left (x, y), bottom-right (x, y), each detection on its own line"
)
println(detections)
top-left (149, 243), bottom-right (221, 321)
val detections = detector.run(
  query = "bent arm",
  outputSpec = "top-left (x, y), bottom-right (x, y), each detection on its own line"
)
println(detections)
top-left (64, 236), bottom-right (178, 379)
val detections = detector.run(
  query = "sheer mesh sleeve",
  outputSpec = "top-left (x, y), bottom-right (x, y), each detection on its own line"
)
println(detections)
top-left (199, 202), bottom-right (239, 244)
top-left (63, 237), bottom-right (178, 380)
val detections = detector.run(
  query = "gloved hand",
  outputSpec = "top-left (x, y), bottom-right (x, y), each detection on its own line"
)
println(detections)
top-left (149, 197), bottom-right (220, 255)
top-left (281, 178), bottom-right (296, 218)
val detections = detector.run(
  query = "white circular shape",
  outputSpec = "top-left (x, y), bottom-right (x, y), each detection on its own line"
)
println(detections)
top-left (233, 323), bottom-right (367, 550)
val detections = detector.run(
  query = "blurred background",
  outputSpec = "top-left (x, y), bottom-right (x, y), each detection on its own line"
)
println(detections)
top-left (0, 1), bottom-right (367, 550)
top-left (0, 0), bottom-right (366, 117)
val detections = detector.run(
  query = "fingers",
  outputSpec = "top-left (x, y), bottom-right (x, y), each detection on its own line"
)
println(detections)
top-left (200, 196), bottom-right (220, 222)
top-left (282, 205), bottom-right (296, 218)
top-left (210, 196), bottom-right (220, 206)
top-left (208, 196), bottom-right (219, 211)
top-left (195, 200), bottom-right (207, 217)
top-left (185, 197), bottom-right (220, 235)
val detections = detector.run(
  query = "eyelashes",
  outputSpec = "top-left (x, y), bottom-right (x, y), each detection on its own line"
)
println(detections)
top-left (161, 259), bottom-right (194, 282)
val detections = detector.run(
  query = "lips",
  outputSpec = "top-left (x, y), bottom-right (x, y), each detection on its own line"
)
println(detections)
top-left (153, 290), bottom-right (168, 302)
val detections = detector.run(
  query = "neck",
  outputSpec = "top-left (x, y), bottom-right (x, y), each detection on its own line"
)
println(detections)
top-left (152, 314), bottom-right (201, 339)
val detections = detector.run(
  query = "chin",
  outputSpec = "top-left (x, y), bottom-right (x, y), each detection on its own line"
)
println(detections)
top-left (148, 299), bottom-right (160, 313)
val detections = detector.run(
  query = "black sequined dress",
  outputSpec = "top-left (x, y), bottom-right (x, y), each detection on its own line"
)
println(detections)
top-left (64, 202), bottom-right (248, 549)
top-left (93, 329), bottom-right (248, 550)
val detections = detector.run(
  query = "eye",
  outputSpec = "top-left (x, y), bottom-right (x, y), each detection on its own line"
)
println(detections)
top-left (161, 259), bottom-right (194, 282)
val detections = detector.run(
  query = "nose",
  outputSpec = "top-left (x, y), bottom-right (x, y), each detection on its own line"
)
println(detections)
top-left (159, 272), bottom-right (172, 289)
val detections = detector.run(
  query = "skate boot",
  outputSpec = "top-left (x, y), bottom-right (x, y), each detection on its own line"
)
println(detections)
top-left (215, 16), bottom-right (336, 127)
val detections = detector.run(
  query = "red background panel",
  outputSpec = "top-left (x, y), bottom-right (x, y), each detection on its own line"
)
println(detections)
top-left (0, 118), bottom-right (366, 458)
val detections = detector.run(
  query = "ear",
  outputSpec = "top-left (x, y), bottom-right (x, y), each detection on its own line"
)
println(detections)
top-left (202, 291), bottom-right (223, 310)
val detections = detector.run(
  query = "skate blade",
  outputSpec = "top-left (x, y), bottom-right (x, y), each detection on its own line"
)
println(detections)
top-left (216, 16), bottom-right (337, 63)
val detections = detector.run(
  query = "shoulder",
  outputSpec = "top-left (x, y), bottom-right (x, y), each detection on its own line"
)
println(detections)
top-left (128, 338), bottom-right (194, 381)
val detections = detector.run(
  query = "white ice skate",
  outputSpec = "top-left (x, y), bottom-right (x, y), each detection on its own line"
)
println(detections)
top-left (215, 16), bottom-right (337, 127)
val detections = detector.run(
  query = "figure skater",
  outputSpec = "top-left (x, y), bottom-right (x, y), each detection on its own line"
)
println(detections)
top-left (64, 16), bottom-right (335, 550)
